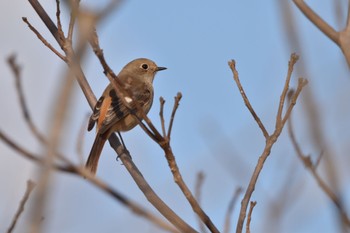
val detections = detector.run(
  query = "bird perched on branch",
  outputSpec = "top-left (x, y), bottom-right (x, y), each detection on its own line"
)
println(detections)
top-left (86, 58), bottom-right (167, 175)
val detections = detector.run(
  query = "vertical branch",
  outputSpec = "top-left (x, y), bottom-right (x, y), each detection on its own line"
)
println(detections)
top-left (245, 201), bottom-right (257, 233)
top-left (194, 172), bottom-right (208, 233)
top-left (276, 53), bottom-right (298, 127)
top-left (159, 97), bottom-right (166, 137)
top-left (223, 187), bottom-right (243, 233)
top-left (167, 92), bottom-right (182, 139)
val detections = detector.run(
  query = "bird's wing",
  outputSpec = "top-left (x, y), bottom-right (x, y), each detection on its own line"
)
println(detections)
top-left (88, 83), bottom-right (153, 134)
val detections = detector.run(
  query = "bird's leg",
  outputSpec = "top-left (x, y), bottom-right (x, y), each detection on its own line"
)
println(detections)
top-left (116, 131), bottom-right (131, 160)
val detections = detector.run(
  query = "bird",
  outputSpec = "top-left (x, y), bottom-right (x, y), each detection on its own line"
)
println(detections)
top-left (86, 58), bottom-right (166, 175)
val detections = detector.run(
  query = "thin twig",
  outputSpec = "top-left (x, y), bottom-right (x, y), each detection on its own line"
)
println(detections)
top-left (55, 0), bottom-right (62, 32)
top-left (67, 0), bottom-right (79, 42)
top-left (223, 187), bottom-right (243, 233)
top-left (281, 78), bottom-right (308, 126)
top-left (167, 92), bottom-right (182, 139)
top-left (7, 55), bottom-right (46, 143)
top-left (276, 53), bottom-right (299, 127)
top-left (7, 180), bottom-right (36, 233)
top-left (0, 130), bottom-right (76, 173)
top-left (194, 172), bottom-right (208, 233)
top-left (287, 111), bottom-right (350, 227)
top-left (346, 1), bottom-right (350, 29)
top-left (228, 60), bottom-right (269, 139)
top-left (245, 201), bottom-right (257, 233)
top-left (159, 97), bottom-right (167, 137)
top-left (22, 17), bottom-right (66, 61)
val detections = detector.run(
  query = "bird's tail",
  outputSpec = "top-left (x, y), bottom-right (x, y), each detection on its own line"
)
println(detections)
top-left (85, 134), bottom-right (107, 175)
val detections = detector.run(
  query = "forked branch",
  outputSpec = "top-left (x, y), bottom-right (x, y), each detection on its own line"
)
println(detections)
top-left (230, 54), bottom-right (307, 233)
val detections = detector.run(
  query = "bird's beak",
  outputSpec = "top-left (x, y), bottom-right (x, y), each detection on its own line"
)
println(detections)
top-left (156, 66), bottom-right (167, 71)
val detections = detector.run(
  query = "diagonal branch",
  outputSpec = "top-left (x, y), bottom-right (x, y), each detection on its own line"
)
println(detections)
top-left (7, 180), bottom-right (36, 233)
top-left (287, 111), bottom-right (350, 227)
top-left (228, 60), bottom-right (269, 139)
top-left (293, 0), bottom-right (339, 44)
top-left (22, 17), bottom-right (66, 61)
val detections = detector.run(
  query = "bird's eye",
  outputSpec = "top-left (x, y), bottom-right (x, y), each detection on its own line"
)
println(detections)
top-left (141, 63), bottom-right (149, 70)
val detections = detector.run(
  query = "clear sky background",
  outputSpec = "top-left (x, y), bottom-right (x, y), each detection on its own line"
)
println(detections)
top-left (1, 0), bottom-right (350, 233)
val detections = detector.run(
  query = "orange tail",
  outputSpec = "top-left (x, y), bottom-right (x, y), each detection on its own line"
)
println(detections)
top-left (86, 134), bottom-right (107, 175)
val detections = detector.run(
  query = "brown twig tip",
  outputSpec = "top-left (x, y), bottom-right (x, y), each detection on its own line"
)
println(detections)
top-left (246, 201), bottom-right (257, 233)
top-left (176, 92), bottom-right (183, 100)
top-left (290, 53), bottom-right (299, 64)
top-left (298, 77), bottom-right (308, 87)
top-left (7, 54), bottom-right (21, 77)
top-left (228, 59), bottom-right (236, 69)
top-left (159, 96), bottom-right (165, 104)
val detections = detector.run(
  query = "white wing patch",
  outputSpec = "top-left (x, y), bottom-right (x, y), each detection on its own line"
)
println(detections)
top-left (124, 96), bottom-right (133, 103)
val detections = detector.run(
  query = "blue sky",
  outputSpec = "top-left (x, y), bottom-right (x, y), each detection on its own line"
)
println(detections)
top-left (1, 1), bottom-right (350, 233)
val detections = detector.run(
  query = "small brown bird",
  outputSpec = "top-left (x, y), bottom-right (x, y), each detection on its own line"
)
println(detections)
top-left (86, 58), bottom-right (166, 174)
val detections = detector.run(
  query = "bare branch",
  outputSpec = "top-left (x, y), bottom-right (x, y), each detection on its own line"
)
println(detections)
top-left (7, 180), bottom-right (36, 233)
top-left (7, 55), bottom-right (46, 143)
top-left (0, 130), bottom-right (179, 232)
top-left (223, 187), bottom-right (243, 233)
top-left (287, 111), bottom-right (350, 227)
top-left (22, 17), bottom-right (66, 61)
top-left (276, 53), bottom-right (299, 127)
top-left (346, 1), bottom-right (350, 29)
top-left (235, 54), bottom-right (307, 233)
top-left (228, 60), bottom-right (269, 139)
top-left (281, 77), bottom-right (308, 126)
top-left (107, 134), bottom-right (197, 233)
top-left (55, 0), bottom-right (62, 33)
top-left (245, 201), bottom-right (257, 233)
top-left (167, 92), bottom-right (182, 139)
top-left (161, 142), bottom-right (219, 233)
top-left (0, 130), bottom-right (76, 173)
top-left (67, 0), bottom-right (79, 42)
top-left (28, 0), bottom-right (65, 46)
top-left (194, 172), bottom-right (208, 233)
top-left (159, 97), bottom-right (166, 137)
top-left (293, 0), bottom-right (339, 44)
